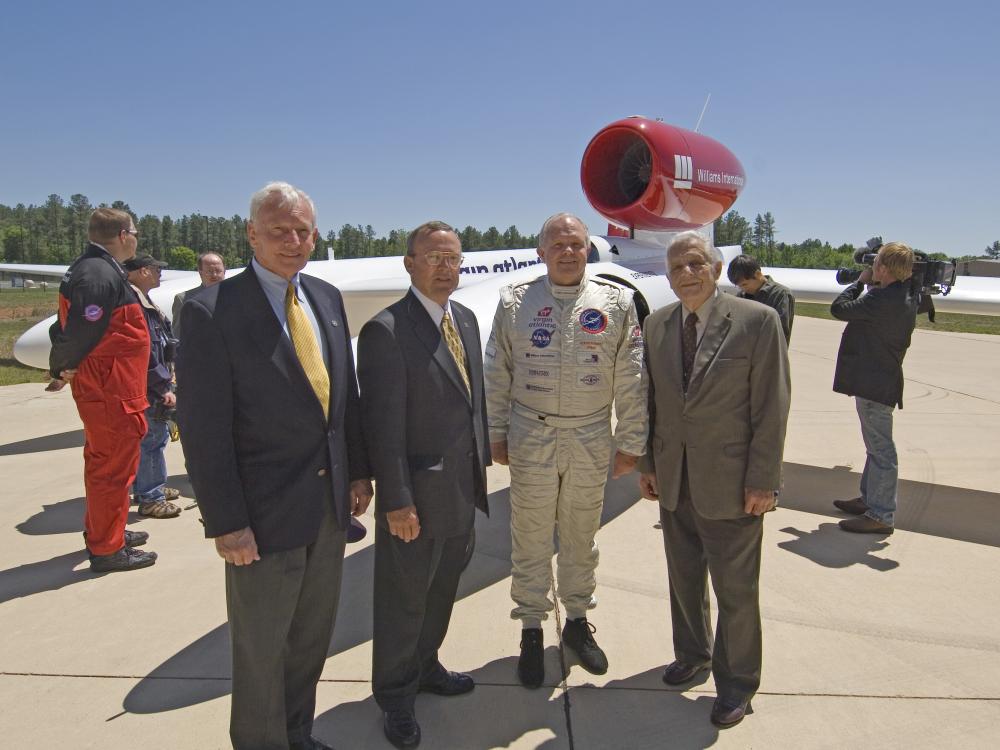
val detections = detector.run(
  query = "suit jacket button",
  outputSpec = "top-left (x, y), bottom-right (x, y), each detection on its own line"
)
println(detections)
top-left (317, 468), bottom-right (327, 477)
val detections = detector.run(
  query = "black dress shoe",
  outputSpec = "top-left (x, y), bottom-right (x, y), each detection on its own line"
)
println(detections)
top-left (662, 660), bottom-right (709, 685)
top-left (383, 709), bottom-right (420, 748)
top-left (518, 628), bottom-right (544, 688)
top-left (83, 529), bottom-right (149, 547)
top-left (561, 617), bottom-right (608, 675)
top-left (839, 516), bottom-right (893, 535)
top-left (710, 697), bottom-right (751, 728)
top-left (419, 670), bottom-right (474, 696)
top-left (833, 497), bottom-right (868, 515)
top-left (89, 546), bottom-right (157, 572)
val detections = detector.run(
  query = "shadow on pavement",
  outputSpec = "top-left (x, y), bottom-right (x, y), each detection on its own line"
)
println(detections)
top-left (0, 429), bottom-right (84, 456)
top-left (16, 497), bottom-right (149, 536)
top-left (777, 523), bottom-right (899, 571)
top-left (570, 667), bottom-right (720, 750)
top-left (781, 462), bottom-right (1000, 548)
top-left (0, 549), bottom-right (96, 604)
top-left (316, 656), bottom-right (570, 750)
top-left (121, 475), bottom-right (644, 715)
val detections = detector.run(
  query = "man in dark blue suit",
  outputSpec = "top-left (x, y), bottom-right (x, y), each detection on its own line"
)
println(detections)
top-left (357, 221), bottom-right (490, 749)
top-left (176, 182), bottom-right (371, 750)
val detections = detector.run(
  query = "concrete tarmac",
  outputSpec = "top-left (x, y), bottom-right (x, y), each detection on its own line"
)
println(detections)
top-left (1, 314), bottom-right (999, 749)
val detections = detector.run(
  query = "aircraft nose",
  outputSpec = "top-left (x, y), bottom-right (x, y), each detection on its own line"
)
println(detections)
top-left (13, 316), bottom-right (56, 370)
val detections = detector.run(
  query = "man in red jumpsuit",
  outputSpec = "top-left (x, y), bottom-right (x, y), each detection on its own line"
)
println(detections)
top-left (50, 208), bottom-right (158, 572)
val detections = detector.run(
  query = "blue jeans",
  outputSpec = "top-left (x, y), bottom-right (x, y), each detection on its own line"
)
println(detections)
top-left (134, 405), bottom-right (169, 504)
top-left (856, 397), bottom-right (897, 526)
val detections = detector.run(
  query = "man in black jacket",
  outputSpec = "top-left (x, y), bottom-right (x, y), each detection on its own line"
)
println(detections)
top-left (357, 221), bottom-right (490, 749)
top-left (177, 182), bottom-right (371, 750)
top-left (830, 242), bottom-right (918, 535)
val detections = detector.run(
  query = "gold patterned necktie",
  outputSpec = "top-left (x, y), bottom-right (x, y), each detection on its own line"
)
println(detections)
top-left (441, 310), bottom-right (471, 397)
top-left (285, 283), bottom-right (330, 419)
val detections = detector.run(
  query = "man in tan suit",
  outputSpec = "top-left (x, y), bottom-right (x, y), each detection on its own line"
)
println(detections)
top-left (639, 231), bottom-right (790, 729)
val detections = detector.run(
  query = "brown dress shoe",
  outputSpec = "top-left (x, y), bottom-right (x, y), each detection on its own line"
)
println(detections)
top-left (662, 660), bottom-right (709, 685)
top-left (839, 516), bottom-right (893, 535)
top-left (710, 697), bottom-right (751, 728)
top-left (833, 497), bottom-right (868, 515)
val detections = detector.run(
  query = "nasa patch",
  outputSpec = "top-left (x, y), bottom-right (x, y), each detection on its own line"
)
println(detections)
top-left (579, 308), bottom-right (607, 334)
top-left (530, 329), bottom-right (552, 348)
top-left (83, 304), bottom-right (104, 322)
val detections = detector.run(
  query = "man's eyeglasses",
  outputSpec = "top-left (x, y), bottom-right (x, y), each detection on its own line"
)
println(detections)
top-left (419, 252), bottom-right (463, 268)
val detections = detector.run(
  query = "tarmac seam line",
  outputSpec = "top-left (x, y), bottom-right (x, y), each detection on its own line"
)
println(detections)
top-left (4, 672), bottom-right (1000, 702)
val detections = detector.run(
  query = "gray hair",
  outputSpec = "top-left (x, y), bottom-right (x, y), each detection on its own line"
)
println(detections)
top-left (538, 212), bottom-right (590, 247)
top-left (667, 230), bottom-right (722, 264)
top-left (249, 182), bottom-right (317, 226)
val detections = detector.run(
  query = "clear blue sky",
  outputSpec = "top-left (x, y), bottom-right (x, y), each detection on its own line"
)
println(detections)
top-left (2, 0), bottom-right (997, 255)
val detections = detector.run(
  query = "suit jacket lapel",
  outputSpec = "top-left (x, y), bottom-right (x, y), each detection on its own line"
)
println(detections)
top-left (241, 268), bottom-right (326, 425)
top-left (658, 304), bottom-right (684, 395)
top-left (407, 291), bottom-right (472, 405)
top-left (688, 295), bottom-right (733, 397)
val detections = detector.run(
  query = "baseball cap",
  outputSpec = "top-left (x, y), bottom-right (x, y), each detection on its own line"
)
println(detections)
top-left (124, 253), bottom-right (168, 272)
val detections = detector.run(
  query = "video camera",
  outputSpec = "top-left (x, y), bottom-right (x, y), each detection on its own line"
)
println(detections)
top-left (835, 236), bottom-right (957, 297)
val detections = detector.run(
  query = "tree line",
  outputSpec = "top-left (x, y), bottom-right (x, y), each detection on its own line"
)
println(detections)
top-left (0, 194), bottom-right (538, 270)
top-left (2, 194), bottom-right (993, 271)
top-left (712, 210), bottom-right (991, 268)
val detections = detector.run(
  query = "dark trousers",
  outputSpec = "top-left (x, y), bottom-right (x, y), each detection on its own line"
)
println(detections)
top-left (372, 524), bottom-right (471, 712)
top-left (659, 469), bottom-right (764, 703)
top-left (226, 507), bottom-right (346, 750)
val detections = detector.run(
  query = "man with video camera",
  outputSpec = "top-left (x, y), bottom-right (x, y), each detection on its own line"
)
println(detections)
top-left (830, 241), bottom-right (918, 535)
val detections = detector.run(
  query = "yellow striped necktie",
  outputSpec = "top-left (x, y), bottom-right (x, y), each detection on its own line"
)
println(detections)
top-left (441, 311), bottom-right (471, 397)
top-left (285, 283), bottom-right (330, 419)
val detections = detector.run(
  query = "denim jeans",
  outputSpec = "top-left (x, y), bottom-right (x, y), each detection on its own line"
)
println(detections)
top-left (134, 405), bottom-right (169, 504)
top-left (856, 397), bottom-right (897, 526)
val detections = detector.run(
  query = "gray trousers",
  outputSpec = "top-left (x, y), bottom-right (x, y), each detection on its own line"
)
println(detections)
top-left (226, 508), bottom-right (346, 750)
top-left (659, 467), bottom-right (763, 704)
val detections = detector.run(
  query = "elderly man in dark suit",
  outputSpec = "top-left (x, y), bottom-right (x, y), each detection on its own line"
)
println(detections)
top-left (357, 221), bottom-right (490, 749)
top-left (639, 231), bottom-right (790, 729)
top-left (176, 182), bottom-right (371, 750)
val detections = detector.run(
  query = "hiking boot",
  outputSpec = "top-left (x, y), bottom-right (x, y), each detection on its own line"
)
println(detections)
top-left (139, 500), bottom-right (182, 518)
top-left (89, 546), bottom-right (157, 572)
top-left (518, 628), bottom-right (544, 688)
top-left (833, 497), bottom-right (868, 515)
top-left (562, 617), bottom-right (608, 675)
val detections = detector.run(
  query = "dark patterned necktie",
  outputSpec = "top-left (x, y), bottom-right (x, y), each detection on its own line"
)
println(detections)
top-left (682, 312), bottom-right (698, 391)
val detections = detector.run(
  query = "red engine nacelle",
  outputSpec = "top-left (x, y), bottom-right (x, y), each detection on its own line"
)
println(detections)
top-left (581, 116), bottom-right (745, 232)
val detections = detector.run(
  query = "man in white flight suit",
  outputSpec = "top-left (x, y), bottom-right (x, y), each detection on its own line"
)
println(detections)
top-left (484, 212), bottom-right (647, 689)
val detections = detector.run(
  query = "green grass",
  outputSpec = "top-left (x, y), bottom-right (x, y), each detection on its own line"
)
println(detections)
top-left (796, 301), bottom-right (1000, 335)
top-left (0, 288), bottom-right (58, 385)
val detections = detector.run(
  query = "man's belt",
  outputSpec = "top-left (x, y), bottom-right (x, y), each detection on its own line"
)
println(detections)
top-left (512, 402), bottom-right (609, 428)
